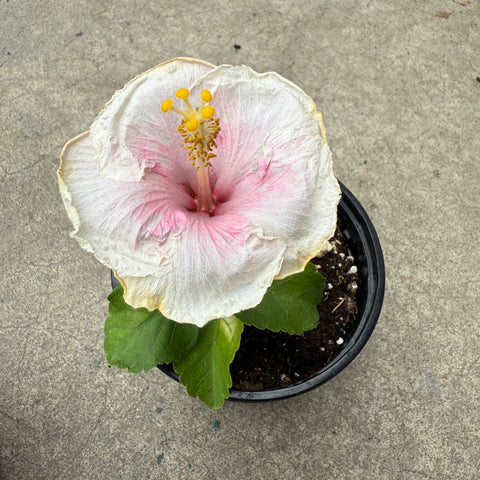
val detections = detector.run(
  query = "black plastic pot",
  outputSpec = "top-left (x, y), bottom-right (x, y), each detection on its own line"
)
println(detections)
top-left (111, 182), bottom-right (385, 402)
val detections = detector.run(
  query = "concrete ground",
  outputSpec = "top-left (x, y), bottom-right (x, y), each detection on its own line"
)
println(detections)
top-left (1, 0), bottom-right (479, 478)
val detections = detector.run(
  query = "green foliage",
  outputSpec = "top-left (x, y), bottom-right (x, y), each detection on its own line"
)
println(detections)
top-left (104, 286), bottom-right (199, 372)
top-left (104, 263), bottom-right (325, 408)
top-left (236, 263), bottom-right (326, 334)
top-left (174, 317), bottom-right (244, 409)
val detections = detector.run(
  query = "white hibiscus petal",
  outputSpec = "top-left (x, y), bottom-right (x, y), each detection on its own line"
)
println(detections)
top-left (59, 132), bottom-right (198, 277)
top-left (118, 214), bottom-right (286, 326)
top-left (90, 57), bottom-right (215, 182)
top-left (193, 65), bottom-right (340, 277)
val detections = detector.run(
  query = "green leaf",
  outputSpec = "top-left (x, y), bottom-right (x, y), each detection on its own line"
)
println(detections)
top-left (236, 262), bottom-right (326, 335)
top-left (173, 316), bottom-right (244, 409)
top-left (105, 286), bottom-right (200, 373)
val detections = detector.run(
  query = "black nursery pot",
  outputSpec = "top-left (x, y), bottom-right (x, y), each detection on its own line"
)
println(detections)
top-left (111, 182), bottom-right (385, 403)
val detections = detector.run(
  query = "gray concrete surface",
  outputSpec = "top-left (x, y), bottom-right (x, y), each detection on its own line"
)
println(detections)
top-left (1, 0), bottom-right (479, 478)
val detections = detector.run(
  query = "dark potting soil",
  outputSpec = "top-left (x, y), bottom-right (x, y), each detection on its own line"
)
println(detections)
top-left (230, 222), bottom-right (359, 391)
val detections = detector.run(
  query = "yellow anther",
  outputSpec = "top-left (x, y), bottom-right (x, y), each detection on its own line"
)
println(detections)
top-left (176, 88), bottom-right (190, 99)
top-left (201, 90), bottom-right (213, 102)
top-left (185, 118), bottom-right (199, 132)
top-left (161, 99), bottom-right (173, 112)
top-left (201, 106), bottom-right (215, 120)
top-left (164, 92), bottom-right (220, 174)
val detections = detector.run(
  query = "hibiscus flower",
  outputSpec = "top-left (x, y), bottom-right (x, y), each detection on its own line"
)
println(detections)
top-left (58, 57), bottom-right (340, 327)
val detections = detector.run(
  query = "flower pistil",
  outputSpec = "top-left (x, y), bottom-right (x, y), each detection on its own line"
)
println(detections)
top-left (162, 89), bottom-right (220, 212)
